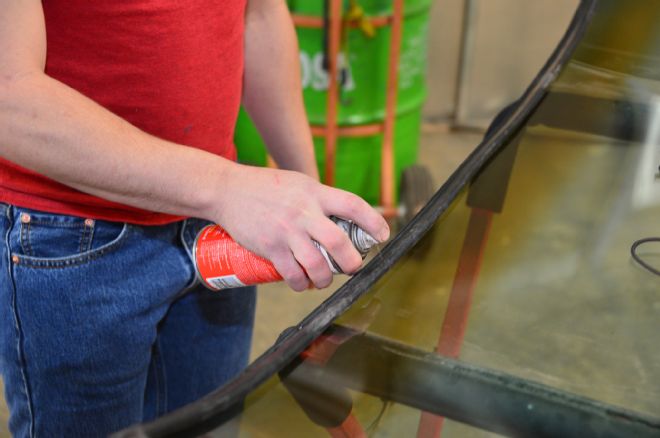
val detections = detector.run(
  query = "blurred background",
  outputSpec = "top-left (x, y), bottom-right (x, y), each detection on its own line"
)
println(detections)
top-left (249, 0), bottom-right (580, 361)
top-left (425, 0), bottom-right (577, 128)
top-left (0, 0), bottom-right (583, 435)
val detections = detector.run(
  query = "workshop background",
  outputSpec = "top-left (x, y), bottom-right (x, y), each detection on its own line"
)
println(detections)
top-left (0, 0), bottom-right (580, 435)
top-left (250, 0), bottom-right (579, 364)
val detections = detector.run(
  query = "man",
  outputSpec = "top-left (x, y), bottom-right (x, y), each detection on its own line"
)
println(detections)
top-left (0, 0), bottom-right (389, 435)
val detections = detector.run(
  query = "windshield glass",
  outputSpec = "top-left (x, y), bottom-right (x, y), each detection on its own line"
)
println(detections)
top-left (234, 1), bottom-right (660, 435)
top-left (118, 1), bottom-right (660, 436)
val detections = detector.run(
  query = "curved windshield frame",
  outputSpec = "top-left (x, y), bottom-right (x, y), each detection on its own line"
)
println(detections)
top-left (113, 1), bottom-right (660, 436)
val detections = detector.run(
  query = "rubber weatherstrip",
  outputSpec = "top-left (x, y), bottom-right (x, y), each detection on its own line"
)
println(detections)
top-left (286, 325), bottom-right (660, 438)
top-left (113, 1), bottom-right (599, 436)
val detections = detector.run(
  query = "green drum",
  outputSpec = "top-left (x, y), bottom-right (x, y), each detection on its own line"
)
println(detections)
top-left (235, 0), bottom-right (431, 205)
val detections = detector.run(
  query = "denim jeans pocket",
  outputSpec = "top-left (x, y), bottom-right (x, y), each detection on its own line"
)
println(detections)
top-left (12, 207), bottom-right (130, 269)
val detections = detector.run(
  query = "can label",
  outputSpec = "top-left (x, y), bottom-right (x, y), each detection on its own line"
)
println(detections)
top-left (194, 226), bottom-right (282, 290)
top-left (193, 217), bottom-right (378, 291)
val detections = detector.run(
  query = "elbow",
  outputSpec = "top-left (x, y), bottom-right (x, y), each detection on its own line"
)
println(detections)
top-left (0, 70), bottom-right (43, 157)
top-left (0, 77), bottom-right (14, 158)
top-left (0, 74), bottom-right (19, 133)
top-left (0, 72), bottom-right (20, 114)
top-left (0, 75), bottom-right (14, 137)
top-left (0, 70), bottom-right (42, 120)
top-left (0, 69), bottom-right (42, 102)
top-left (0, 74), bottom-right (10, 109)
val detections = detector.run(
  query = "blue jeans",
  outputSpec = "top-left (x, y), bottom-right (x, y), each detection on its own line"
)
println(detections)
top-left (0, 203), bottom-right (256, 437)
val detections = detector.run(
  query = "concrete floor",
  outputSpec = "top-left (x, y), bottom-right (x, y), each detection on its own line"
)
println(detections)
top-left (0, 127), bottom-right (481, 437)
top-left (0, 122), bottom-right (660, 438)
top-left (224, 128), bottom-right (660, 438)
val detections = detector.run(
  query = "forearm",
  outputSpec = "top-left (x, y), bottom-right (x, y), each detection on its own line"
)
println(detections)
top-left (0, 72), bottom-right (230, 221)
top-left (243, 0), bottom-right (318, 178)
top-left (0, 0), bottom-right (389, 293)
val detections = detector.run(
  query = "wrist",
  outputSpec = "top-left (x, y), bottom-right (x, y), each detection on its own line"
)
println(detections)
top-left (195, 155), bottom-right (235, 223)
top-left (270, 138), bottom-right (319, 180)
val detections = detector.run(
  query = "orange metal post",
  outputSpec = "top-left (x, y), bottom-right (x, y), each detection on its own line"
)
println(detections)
top-left (266, 155), bottom-right (277, 168)
top-left (311, 123), bottom-right (384, 138)
top-left (380, 0), bottom-right (404, 216)
top-left (285, 5), bottom-right (410, 436)
top-left (293, 1), bottom-right (403, 218)
top-left (292, 14), bottom-right (392, 29)
top-left (327, 412), bottom-right (369, 438)
top-left (416, 208), bottom-right (494, 438)
top-left (324, 0), bottom-right (343, 186)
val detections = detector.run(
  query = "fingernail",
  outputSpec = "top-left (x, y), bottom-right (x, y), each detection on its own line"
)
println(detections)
top-left (379, 227), bottom-right (390, 242)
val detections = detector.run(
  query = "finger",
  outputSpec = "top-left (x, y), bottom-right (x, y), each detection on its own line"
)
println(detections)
top-left (289, 234), bottom-right (334, 289)
top-left (319, 187), bottom-right (390, 242)
top-left (269, 250), bottom-right (310, 292)
top-left (308, 216), bottom-right (363, 274)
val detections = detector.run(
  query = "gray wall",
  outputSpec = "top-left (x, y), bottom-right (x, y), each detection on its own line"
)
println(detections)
top-left (423, 0), bottom-right (580, 128)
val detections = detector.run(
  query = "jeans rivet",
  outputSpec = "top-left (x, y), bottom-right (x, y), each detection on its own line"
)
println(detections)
top-left (84, 218), bottom-right (95, 227)
top-left (20, 213), bottom-right (31, 224)
top-left (11, 255), bottom-right (19, 264)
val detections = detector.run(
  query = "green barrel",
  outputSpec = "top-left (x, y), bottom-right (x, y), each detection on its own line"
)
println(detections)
top-left (235, 0), bottom-right (431, 205)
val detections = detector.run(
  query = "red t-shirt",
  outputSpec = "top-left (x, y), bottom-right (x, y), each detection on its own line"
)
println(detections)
top-left (0, 0), bottom-right (246, 224)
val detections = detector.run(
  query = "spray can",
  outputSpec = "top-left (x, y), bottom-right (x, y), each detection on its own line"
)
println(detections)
top-left (193, 217), bottom-right (378, 290)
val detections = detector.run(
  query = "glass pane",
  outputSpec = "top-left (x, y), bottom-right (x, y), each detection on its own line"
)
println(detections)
top-left (120, 1), bottom-right (660, 436)
top-left (218, 0), bottom-right (660, 434)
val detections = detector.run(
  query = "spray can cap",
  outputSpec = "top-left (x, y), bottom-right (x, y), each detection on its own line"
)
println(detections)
top-left (314, 217), bottom-right (381, 275)
top-left (330, 216), bottom-right (379, 257)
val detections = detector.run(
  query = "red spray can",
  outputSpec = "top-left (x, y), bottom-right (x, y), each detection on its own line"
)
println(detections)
top-left (193, 217), bottom-right (378, 290)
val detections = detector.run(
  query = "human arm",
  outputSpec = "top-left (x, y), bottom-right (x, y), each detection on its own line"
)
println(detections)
top-left (0, 0), bottom-right (229, 220)
top-left (242, 0), bottom-right (318, 178)
top-left (0, 0), bottom-right (389, 291)
top-left (240, 0), bottom-right (391, 289)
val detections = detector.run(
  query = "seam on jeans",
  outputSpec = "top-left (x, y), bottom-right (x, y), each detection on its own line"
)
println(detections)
top-left (4, 206), bottom-right (36, 437)
top-left (174, 219), bottom-right (200, 299)
top-left (78, 223), bottom-right (86, 254)
top-left (12, 223), bottom-right (130, 269)
top-left (18, 219), bottom-right (83, 228)
top-left (153, 337), bottom-right (167, 417)
top-left (19, 222), bottom-right (33, 257)
top-left (87, 222), bottom-right (96, 253)
top-left (149, 349), bottom-right (160, 417)
top-left (180, 219), bottom-right (194, 261)
top-left (78, 221), bottom-right (94, 253)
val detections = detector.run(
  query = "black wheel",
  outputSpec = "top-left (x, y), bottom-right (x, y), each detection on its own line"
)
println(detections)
top-left (399, 164), bottom-right (435, 226)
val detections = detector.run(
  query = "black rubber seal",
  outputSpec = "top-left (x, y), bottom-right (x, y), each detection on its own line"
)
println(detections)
top-left (113, 1), bottom-right (600, 436)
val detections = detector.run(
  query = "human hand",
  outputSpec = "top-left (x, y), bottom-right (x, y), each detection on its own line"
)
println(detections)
top-left (208, 163), bottom-right (389, 291)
